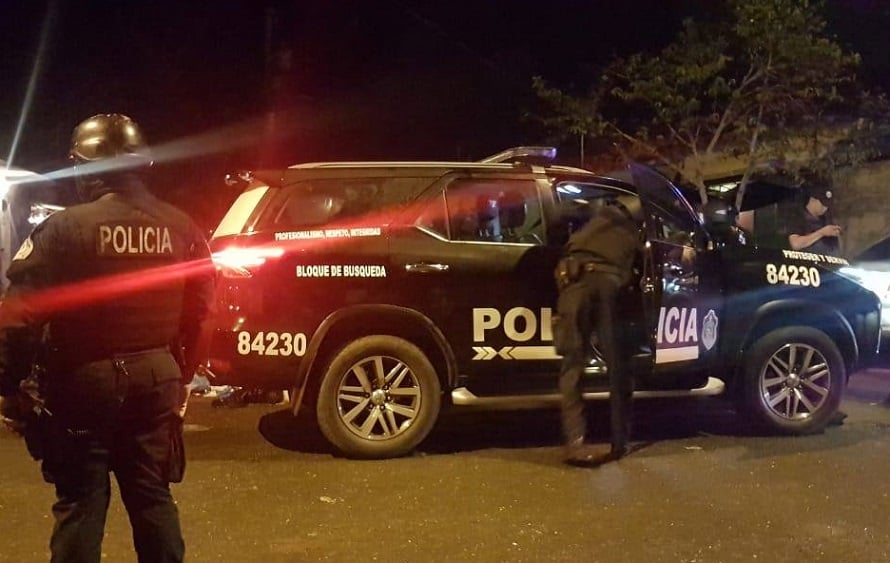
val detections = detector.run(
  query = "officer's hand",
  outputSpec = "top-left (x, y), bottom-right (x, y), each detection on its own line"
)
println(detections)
top-left (0, 396), bottom-right (26, 436)
top-left (0, 395), bottom-right (23, 420)
top-left (177, 384), bottom-right (190, 420)
top-left (821, 224), bottom-right (842, 238)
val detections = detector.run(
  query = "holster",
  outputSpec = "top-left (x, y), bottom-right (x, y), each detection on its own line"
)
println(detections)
top-left (170, 339), bottom-right (188, 381)
top-left (555, 256), bottom-right (583, 290)
top-left (18, 368), bottom-right (50, 461)
top-left (165, 414), bottom-right (186, 483)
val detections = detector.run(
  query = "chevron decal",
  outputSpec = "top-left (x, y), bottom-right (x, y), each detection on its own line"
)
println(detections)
top-left (472, 347), bottom-right (498, 360)
top-left (472, 346), bottom-right (560, 360)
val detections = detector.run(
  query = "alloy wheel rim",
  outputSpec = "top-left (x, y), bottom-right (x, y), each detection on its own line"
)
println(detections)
top-left (759, 343), bottom-right (831, 421)
top-left (336, 355), bottom-right (422, 440)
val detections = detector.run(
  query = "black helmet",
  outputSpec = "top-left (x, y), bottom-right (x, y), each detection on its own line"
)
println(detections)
top-left (70, 114), bottom-right (152, 198)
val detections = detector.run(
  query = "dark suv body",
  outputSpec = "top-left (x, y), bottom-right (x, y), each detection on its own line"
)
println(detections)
top-left (206, 148), bottom-right (881, 458)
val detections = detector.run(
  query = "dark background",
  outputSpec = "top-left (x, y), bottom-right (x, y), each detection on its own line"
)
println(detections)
top-left (0, 0), bottom-right (887, 227)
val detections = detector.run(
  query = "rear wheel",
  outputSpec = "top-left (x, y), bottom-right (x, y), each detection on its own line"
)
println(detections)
top-left (316, 335), bottom-right (441, 459)
top-left (740, 326), bottom-right (845, 434)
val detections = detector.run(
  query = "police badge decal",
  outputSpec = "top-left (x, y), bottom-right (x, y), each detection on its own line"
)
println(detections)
top-left (702, 309), bottom-right (718, 351)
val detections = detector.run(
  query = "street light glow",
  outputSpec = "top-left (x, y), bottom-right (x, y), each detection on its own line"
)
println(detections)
top-left (0, 165), bottom-right (45, 200)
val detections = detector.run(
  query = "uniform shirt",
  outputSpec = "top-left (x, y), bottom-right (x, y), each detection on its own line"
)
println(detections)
top-left (564, 201), bottom-right (641, 285)
top-left (0, 178), bottom-right (216, 396)
top-left (787, 208), bottom-right (839, 256)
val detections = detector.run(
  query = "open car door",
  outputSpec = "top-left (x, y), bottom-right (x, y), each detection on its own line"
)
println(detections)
top-left (628, 163), bottom-right (724, 382)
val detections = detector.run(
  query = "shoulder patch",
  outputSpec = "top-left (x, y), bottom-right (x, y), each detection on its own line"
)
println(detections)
top-left (12, 237), bottom-right (33, 261)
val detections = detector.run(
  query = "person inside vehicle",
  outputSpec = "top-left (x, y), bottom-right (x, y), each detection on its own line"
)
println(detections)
top-left (451, 190), bottom-right (498, 242)
top-left (787, 183), bottom-right (842, 256)
top-left (497, 189), bottom-right (542, 244)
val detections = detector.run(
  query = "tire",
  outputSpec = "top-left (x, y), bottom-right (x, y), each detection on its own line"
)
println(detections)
top-left (316, 335), bottom-right (441, 459)
top-left (740, 326), bottom-right (845, 435)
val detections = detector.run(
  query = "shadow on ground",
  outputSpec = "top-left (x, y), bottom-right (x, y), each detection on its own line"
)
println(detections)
top-left (256, 397), bottom-right (750, 457)
top-left (258, 409), bottom-right (335, 455)
top-left (419, 397), bottom-right (749, 455)
top-left (244, 372), bottom-right (890, 460)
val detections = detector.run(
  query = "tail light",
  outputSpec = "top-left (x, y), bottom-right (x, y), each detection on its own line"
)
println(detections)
top-left (212, 246), bottom-right (284, 278)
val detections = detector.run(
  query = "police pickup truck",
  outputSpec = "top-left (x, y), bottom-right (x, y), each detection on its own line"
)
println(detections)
top-left (206, 147), bottom-right (881, 459)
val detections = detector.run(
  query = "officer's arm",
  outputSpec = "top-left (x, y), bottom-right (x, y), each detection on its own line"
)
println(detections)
top-left (0, 222), bottom-right (56, 397)
top-left (177, 226), bottom-right (217, 379)
top-left (788, 230), bottom-right (824, 251)
top-left (785, 210), bottom-right (818, 250)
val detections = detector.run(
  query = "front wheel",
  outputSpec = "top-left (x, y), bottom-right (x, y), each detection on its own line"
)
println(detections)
top-left (316, 335), bottom-right (441, 459)
top-left (740, 326), bottom-right (845, 435)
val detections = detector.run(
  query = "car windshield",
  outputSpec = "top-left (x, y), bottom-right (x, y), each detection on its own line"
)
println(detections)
top-left (213, 185), bottom-right (270, 238)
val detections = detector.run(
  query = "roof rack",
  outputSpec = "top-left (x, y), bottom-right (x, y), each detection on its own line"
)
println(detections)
top-left (479, 146), bottom-right (557, 165)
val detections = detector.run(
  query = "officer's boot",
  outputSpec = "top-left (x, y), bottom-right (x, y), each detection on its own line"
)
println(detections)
top-left (562, 405), bottom-right (586, 461)
top-left (559, 366), bottom-right (587, 461)
top-left (610, 390), bottom-right (632, 459)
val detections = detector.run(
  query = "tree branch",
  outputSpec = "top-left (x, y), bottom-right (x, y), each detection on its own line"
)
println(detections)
top-left (608, 124), bottom-right (706, 196)
top-left (734, 102), bottom-right (766, 210)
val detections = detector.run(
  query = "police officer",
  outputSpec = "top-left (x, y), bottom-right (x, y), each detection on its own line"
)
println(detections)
top-left (0, 114), bottom-right (216, 562)
top-left (785, 182), bottom-right (847, 426)
top-left (553, 194), bottom-right (643, 466)
top-left (787, 183), bottom-right (842, 256)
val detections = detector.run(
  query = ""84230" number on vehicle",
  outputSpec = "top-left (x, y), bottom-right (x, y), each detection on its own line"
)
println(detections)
top-left (765, 263), bottom-right (821, 287)
top-left (237, 331), bottom-right (308, 356)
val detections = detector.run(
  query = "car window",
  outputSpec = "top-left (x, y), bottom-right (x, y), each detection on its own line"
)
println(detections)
top-left (648, 202), bottom-right (696, 244)
top-left (554, 180), bottom-right (694, 246)
top-left (258, 177), bottom-right (428, 230)
top-left (442, 179), bottom-right (543, 244)
top-left (553, 181), bottom-right (634, 235)
top-left (414, 191), bottom-right (448, 237)
top-left (628, 163), bottom-right (701, 222)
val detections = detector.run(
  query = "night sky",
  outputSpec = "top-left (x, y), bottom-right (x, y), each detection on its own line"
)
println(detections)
top-left (0, 0), bottom-right (887, 226)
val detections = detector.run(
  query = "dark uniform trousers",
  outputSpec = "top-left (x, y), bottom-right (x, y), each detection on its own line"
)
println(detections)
top-left (556, 268), bottom-right (633, 451)
top-left (41, 348), bottom-right (186, 563)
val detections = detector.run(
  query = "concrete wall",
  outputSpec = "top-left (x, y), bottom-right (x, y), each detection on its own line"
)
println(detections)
top-left (832, 160), bottom-right (890, 257)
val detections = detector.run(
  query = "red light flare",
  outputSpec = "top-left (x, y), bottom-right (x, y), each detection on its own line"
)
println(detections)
top-left (0, 257), bottom-right (217, 327)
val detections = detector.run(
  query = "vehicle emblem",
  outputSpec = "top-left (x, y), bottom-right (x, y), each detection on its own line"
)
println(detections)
top-left (702, 309), bottom-right (718, 351)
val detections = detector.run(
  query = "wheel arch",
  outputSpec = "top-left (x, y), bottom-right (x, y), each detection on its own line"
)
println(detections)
top-left (291, 304), bottom-right (457, 415)
top-left (727, 299), bottom-right (857, 395)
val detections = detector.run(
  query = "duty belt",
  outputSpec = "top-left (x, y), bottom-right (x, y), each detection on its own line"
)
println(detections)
top-left (111, 345), bottom-right (171, 379)
top-left (557, 254), bottom-right (604, 288)
top-left (110, 346), bottom-right (175, 401)
top-left (112, 345), bottom-right (170, 362)
top-left (51, 344), bottom-right (171, 373)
